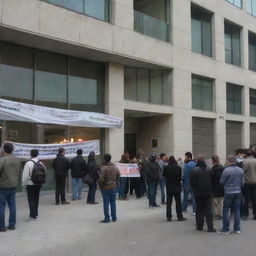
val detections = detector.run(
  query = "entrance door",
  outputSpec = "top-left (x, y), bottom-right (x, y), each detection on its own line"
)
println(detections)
top-left (125, 134), bottom-right (137, 157)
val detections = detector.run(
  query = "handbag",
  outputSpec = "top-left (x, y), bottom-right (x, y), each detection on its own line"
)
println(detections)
top-left (82, 173), bottom-right (93, 185)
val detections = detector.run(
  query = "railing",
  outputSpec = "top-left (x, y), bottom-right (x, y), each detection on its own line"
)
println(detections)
top-left (42, 0), bottom-right (110, 22)
top-left (134, 10), bottom-right (170, 42)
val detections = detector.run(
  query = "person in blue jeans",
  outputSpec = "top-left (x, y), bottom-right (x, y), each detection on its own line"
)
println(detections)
top-left (86, 152), bottom-right (100, 204)
top-left (182, 152), bottom-right (196, 214)
top-left (218, 155), bottom-right (244, 235)
top-left (118, 154), bottom-right (130, 200)
top-left (158, 153), bottom-right (167, 204)
top-left (0, 142), bottom-right (21, 232)
top-left (98, 154), bottom-right (120, 223)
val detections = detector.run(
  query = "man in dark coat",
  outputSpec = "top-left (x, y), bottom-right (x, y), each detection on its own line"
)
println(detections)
top-left (163, 156), bottom-right (186, 222)
top-left (211, 154), bottom-right (224, 219)
top-left (190, 154), bottom-right (216, 232)
top-left (52, 147), bottom-right (70, 205)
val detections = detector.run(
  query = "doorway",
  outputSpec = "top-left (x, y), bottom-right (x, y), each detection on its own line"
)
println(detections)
top-left (125, 133), bottom-right (137, 157)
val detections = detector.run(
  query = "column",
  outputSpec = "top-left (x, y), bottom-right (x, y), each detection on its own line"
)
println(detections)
top-left (105, 63), bottom-right (124, 162)
top-left (213, 14), bottom-right (225, 62)
top-left (172, 69), bottom-right (193, 158)
top-left (243, 86), bottom-right (250, 148)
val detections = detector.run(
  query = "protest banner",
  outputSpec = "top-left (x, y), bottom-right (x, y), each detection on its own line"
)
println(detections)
top-left (115, 163), bottom-right (140, 177)
top-left (10, 140), bottom-right (100, 160)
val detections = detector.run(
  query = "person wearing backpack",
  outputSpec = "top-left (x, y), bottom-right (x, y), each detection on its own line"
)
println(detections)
top-left (22, 149), bottom-right (46, 220)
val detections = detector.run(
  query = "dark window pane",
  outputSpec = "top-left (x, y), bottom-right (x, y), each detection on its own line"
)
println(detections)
top-left (163, 71), bottom-right (171, 105)
top-left (0, 43), bottom-right (33, 103)
top-left (226, 83), bottom-right (242, 114)
top-left (191, 18), bottom-right (202, 54)
top-left (137, 69), bottom-right (149, 103)
top-left (46, 0), bottom-right (83, 13)
top-left (124, 68), bottom-right (137, 101)
top-left (150, 70), bottom-right (163, 104)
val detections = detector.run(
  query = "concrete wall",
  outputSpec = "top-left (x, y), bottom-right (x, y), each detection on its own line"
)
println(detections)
top-left (192, 117), bottom-right (215, 159)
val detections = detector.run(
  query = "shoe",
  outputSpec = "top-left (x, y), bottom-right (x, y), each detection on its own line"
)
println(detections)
top-left (196, 227), bottom-right (203, 231)
top-left (0, 228), bottom-right (6, 232)
top-left (91, 202), bottom-right (99, 205)
top-left (167, 218), bottom-right (172, 222)
top-left (207, 229), bottom-right (216, 233)
top-left (217, 230), bottom-right (230, 235)
top-left (153, 204), bottom-right (161, 208)
top-left (233, 230), bottom-right (241, 234)
top-left (27, 217), bottom-right (37, 221)
top-left (61, 201), bottom-right (70, 205)
top-left (7, 226), bottom-right (15, 230)
top-left (99, 220), bottom-right (110, 223)
top-left (112, 219), bottom-right (117, 222)
top-left (178, 217), bottom-right (187, 221)
top-left (55, 202), bottom-right (60, 205)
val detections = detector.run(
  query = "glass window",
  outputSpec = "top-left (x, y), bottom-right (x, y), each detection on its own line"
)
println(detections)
top-left (192, 76), bottom-right (213, 111)
top-left (35, 50), bottom-right (68, 109)
top-left (150, 70), bottom-right (163, 104)
top-left (250, 88), bottom-right (256, 116)
top-left (247, 0), bottom-right (256, 16)
top-left (124, 68), bottom-right (137, 101)
top-left (226, 0), bottom-right (242, 8)
top-left (137, 69), bottom-right (149, 103)
top-left (224, 22), bottom-right (241, 66)
top-left (226, 83), bottom-right (242, 114)
top-left (45, 0), bottom-right (83, 13)
top-left (249, 32), bottom-right (256, 71)
top-left (0, 43), bottom-right (33, 103)
top-left (191, 7), bottom-right (212, 57)
top-left (163, 71), bottom-right (171, 105)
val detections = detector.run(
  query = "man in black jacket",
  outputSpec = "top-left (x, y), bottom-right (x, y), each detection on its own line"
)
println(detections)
top-left (71, 149), bottom-right (86, 201)
top-left (52, 147), bottom-right (70, 205)
top-left (164, 156), bottom-right (186, 222)
top-left (190, 154), bottom-right (215, 232)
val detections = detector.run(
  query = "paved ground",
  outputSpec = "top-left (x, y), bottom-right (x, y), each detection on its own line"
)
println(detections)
top-left (1, 191), bottom-right (256, 256)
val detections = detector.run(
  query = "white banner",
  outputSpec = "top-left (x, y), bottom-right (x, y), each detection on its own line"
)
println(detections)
top-left (11, 140), bottom-right (100, 160)
top-left (115, 163), bottom-right (140, 178)
top-left (0, 98), bottom-right (122, 128)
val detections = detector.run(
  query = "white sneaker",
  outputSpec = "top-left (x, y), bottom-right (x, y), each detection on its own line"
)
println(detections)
top-left (217, 230), bottom-right (230, 235)
top-left (233, 230), bottom-right (241, 234)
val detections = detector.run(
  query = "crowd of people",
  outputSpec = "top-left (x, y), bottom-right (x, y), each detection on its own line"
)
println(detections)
top-left (0, 142), bottom-right (255, 235)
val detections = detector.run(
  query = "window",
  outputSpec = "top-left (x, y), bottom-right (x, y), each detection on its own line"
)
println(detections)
top-left (225, 22), bottom-right (241, 66)
top-left (247, 0), bottom-right (256, 16)
top-left (191, 6), bottom-right (212, 57)
top-left (124, 67), bottom-right (171, 105)
top-left (226, 0), bottom-right (242, 8)
top-left (226, 83), bottom-right (243, 114)
top-left (192, 76), bottom-right (213, 111)
top-left (250, 88), bottom-right (256, 116)
top-left (249, 32), bottom-right (256, 71)
top-left (43, 0), bottom-right (110, 22)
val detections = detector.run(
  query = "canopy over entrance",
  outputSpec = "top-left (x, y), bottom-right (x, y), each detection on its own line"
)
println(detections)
top-left (0, 98), bottom-right (122, 128)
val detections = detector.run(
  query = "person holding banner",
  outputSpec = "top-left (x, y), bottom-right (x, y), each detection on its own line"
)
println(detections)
top-left (98, 154), bottom-right (120, 223)
top-left (52, 148), bottom-right (70, 205)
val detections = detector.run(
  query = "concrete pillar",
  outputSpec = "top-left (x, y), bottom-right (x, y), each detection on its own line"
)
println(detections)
top-left (172, 68), bottom-right (192, 158)
top-left (241, 28), bottom-right (249, 69)
top-left (243, 86), bottom-right (250, 148)
top-left (112, 0), bottom-right (133, 30)
top-left (105, 63), bottom-right (124, 162)
top-left (213, 14), bottom-right (225, 62)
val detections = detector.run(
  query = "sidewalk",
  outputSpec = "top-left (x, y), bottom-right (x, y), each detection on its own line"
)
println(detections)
top-left (1, 191), bottom-right (256, 256)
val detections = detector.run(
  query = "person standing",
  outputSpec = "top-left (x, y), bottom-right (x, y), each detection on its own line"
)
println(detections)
top-left (145, 154), bottom-right (161, 208)
top-left (211, 154), bottom-right (224, 219)
top-left (164, 156), bottom-right (186, 222)
top-left (70, 149), bottom-right (86, 201)
top-left (22, 149), bottom-right (46, 220)
top-left (190, 155), bottom-right (215, 232)
top-left (118, 154), bottom-right (130, 200)
top-left (52, 147), bottom-right (70, 205)
top-left (0, 142), bottom-right (21, 231)
top-left (218, 155), bottom-right (244, 234)
top-left (182, 152), bottom-right (196, 214)
top-left (158, 153), bottom-right (168, 204)
top-left (98, 154), bottom-right (120, 223)
top-left (241, 150), bottom-right (256, 220)
top-left (86, 151), bottom-right (99, 204)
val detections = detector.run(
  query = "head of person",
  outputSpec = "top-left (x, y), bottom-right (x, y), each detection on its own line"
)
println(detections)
top-left (160, 153), bottom-right (167, 161)
top-left (243, 149), bottom-right (252, 158)
top-left (3, 142), bottom-right (14, 155)
top-left (30, 149), bottom-right (39, 158)
top-left (58, 147), bottom-right (65, 156)
top-left (185, 152), bottom-right (193, 162)
top-left (235, 148), bottom-right (245, 158)
top-left (211, 154), bottom-right (220, 165)
top-left (196, 154), bottom-right (206, 168)
top-left (168, 156), bottom-right (177, 164)
top-left (88, 151), bottom-right (96, 162)
top-left (121, 154), bottom-right (129, 162)
top-left (226, 155), bottom-right (237, 166)
top-left (104, 153), bottom-right (111, 164)
top-left (77, 149), bottom-right (83, 156)
top-left (149, 154), bottom-right (157, 163)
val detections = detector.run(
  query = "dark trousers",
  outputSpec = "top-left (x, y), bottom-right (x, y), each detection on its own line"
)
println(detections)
top-left (55, 176), bottom-right (66, 203)
top-left (87, 179), bottom-right (97, 203)
top-left (166, 192), bottom-right (183, 220)
top-left (195, 196), bottom-right (214, 230)
top-left (26, 185), bottom-right (41, 218)
top-left (242, 183), bottom-right (256, 217)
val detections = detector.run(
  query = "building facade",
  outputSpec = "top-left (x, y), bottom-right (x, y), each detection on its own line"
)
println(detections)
top-left (1, 0), bottom-right (256, 173)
